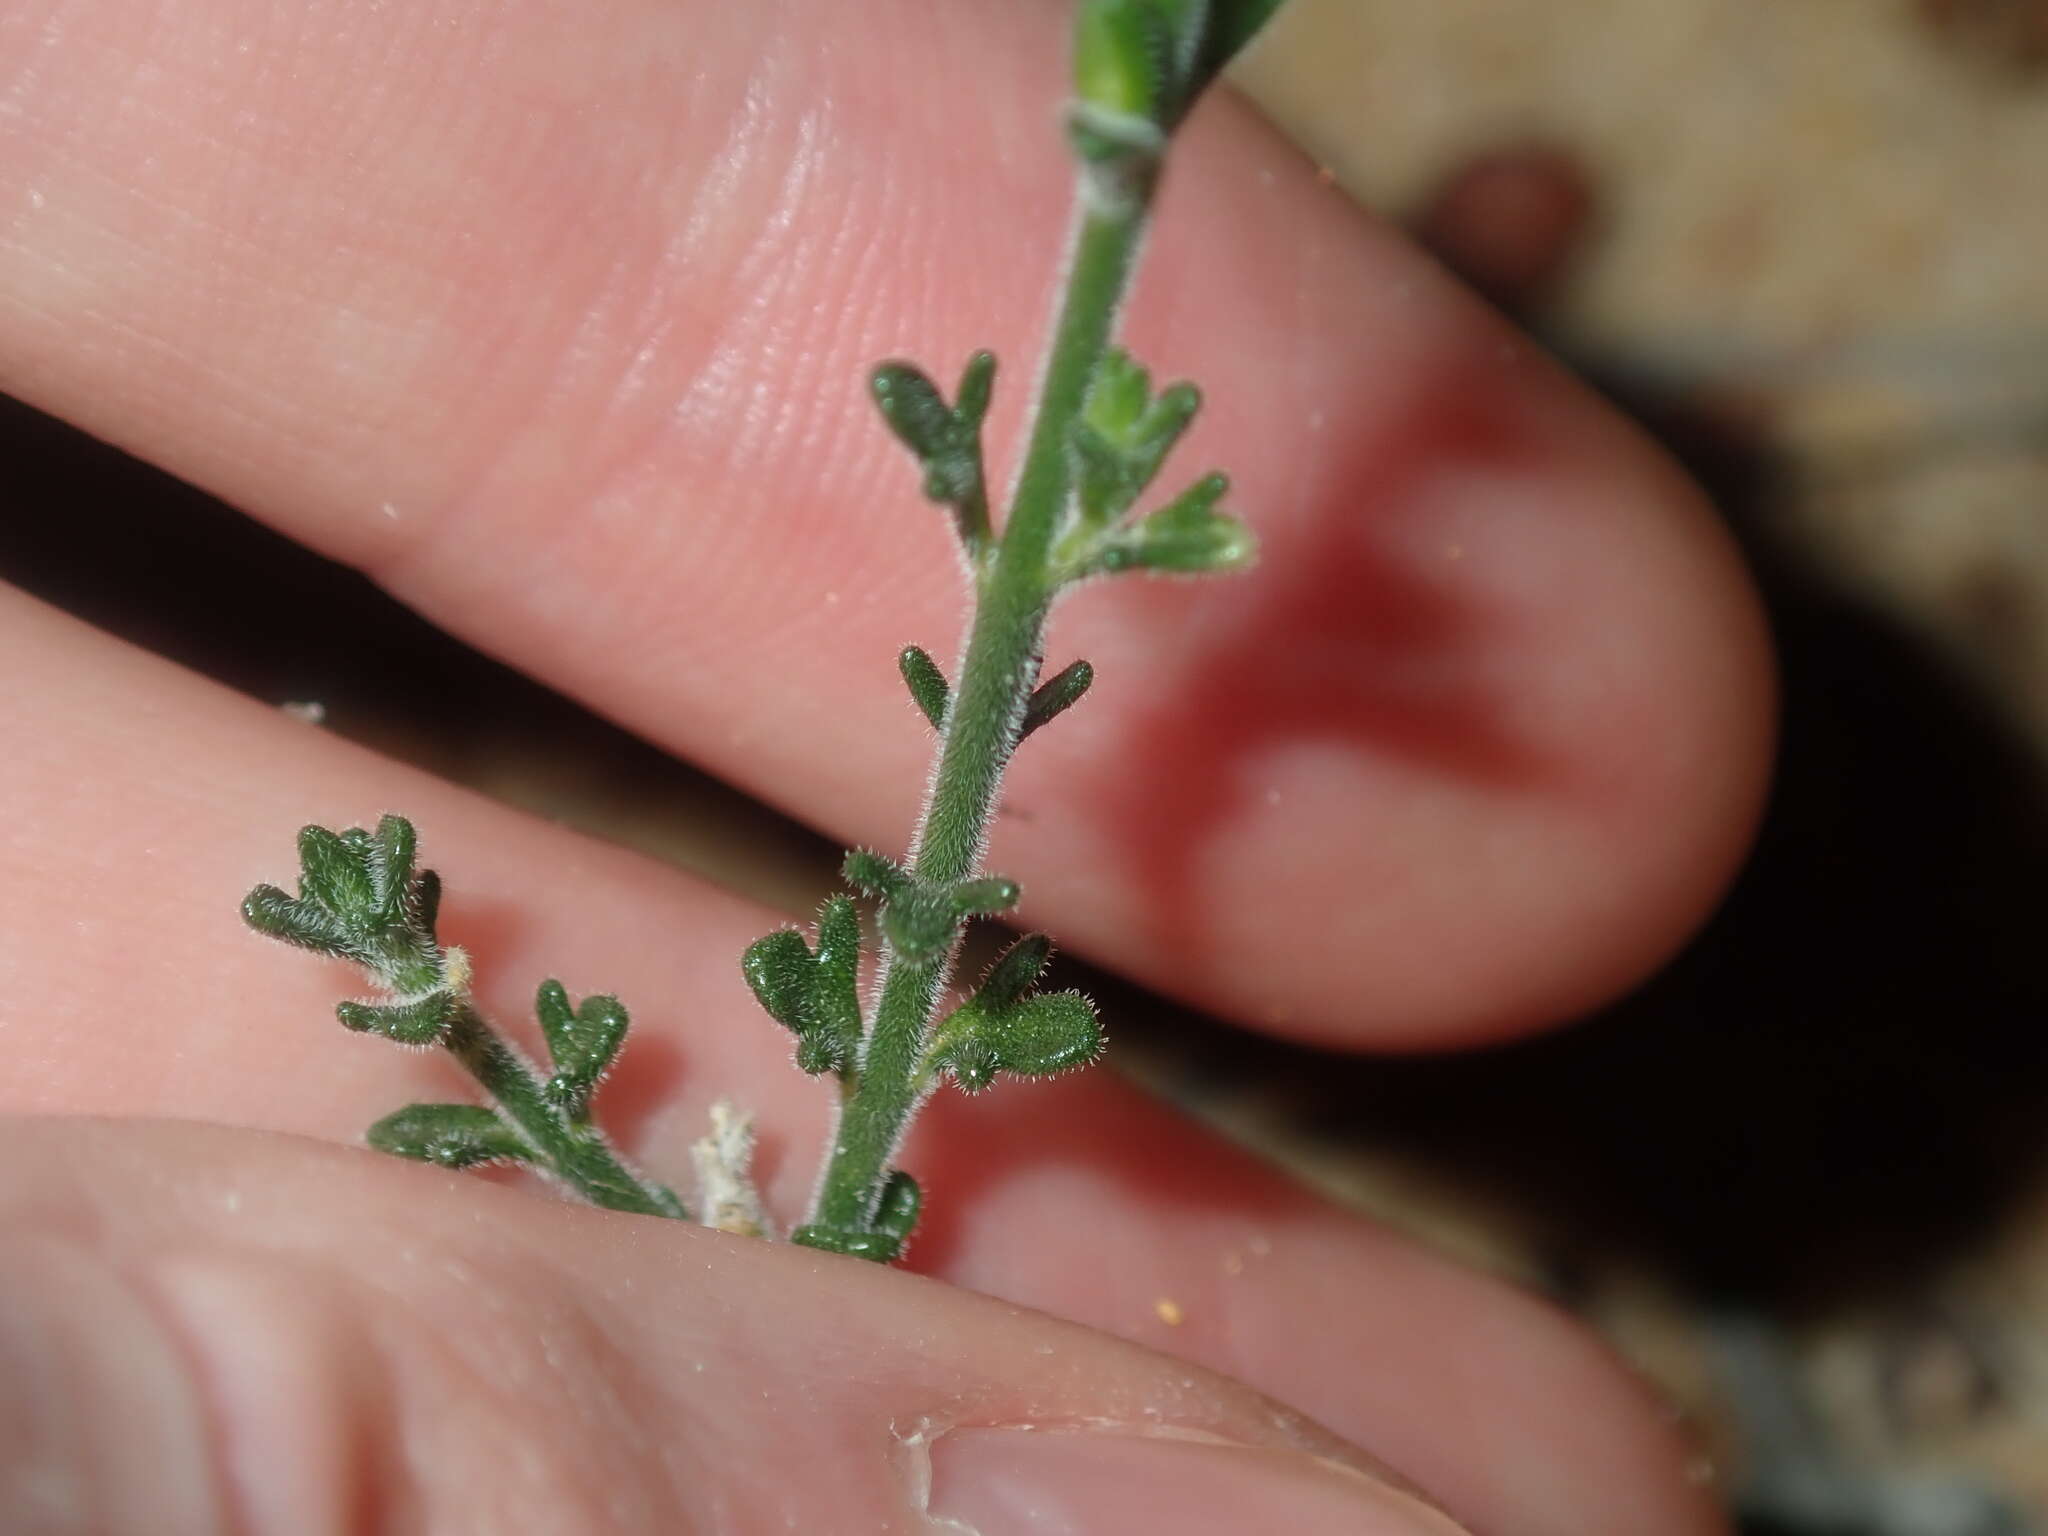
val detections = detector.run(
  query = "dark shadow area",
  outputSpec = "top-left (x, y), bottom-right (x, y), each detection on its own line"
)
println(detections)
top-left (1092, 378), bottom-right (2048, 1317)
top-left (0, 392), bottom-right (828, 887)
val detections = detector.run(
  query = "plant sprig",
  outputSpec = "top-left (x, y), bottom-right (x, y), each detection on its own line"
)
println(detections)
top-left (244, 816), bottom-right (686, 1219)
top-left (242, 0), bottom-right (1286, 1260)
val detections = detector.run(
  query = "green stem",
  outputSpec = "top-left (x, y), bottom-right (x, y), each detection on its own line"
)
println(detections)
top-left (443, 1007), bottom-right (688, 1220)
top-left (808, 193), bottom-right (1148, 1239)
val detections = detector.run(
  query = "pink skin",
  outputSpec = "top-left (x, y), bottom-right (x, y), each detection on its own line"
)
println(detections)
top-left (0, 0), bottom-right (1768, 1531)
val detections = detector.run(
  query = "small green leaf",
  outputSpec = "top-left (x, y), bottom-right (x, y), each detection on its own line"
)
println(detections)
top-left (744, 904), bottom-right (864, 1077)
top-left (1084, 348), bottom-right (1152, 438)
top-left (842, 849), bottom-right (910, 899)
top-left (366, 814), bottom-right (417, 922)
top-left (335, 992), bottom-right (455, 1045)
top-left (985, 991), bottom-right (1104, 1077)
top-left (944, 1036), bottom-right (1001, 1093)
top-left (367, 1103), bottom-right (531, 1168)
top-left (869, 357), bottom-right (992, 539)
top-left (898, 646), bottom-right (949, 731)
top-left (869, 362), bottom-right (952, 460)
top-left (976, 933), bottom-right (1054, 1011)
top-left (872, 1170), bottom-right (921, 1245)
top-left (296, 824), bottom-right (372, 919)
top-left (949, 877), bottom-right (1021, 918)
top-left (808, 896), bottom-right (864, 1062)
top-left (1071, 350), bottom-right (1201, 525)
top-left (241, 884), bottom-right (352, 957)
top-left (1097, 472), bottom-right (1254, 575)
top-left (1021, 660), bottom-right (1094, 739)
top-left (408, 866), bottom-right (442, 935)
top-left (534, 981), bottom-right (629, 1115)
top-left (790, 1223), bottom-right (906, 1262)
top-left (954, 351), bottom-right (996, 429)
top-left (881, 885), bottom-right (959, 963)
top-left (742, 930), bottom-right (815, 1031)
top-left (1071, 421), bottom-right (1139, 527)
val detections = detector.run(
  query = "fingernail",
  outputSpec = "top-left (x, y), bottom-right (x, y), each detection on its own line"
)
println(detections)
top-left (927, 1427), bottom-right (1473, 1535)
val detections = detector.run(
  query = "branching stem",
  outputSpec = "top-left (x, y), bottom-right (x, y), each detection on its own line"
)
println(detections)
top-left (808, 196), bottom-right (1149, 1236)
top-left (441, 1006), bottom-right (687, 1220)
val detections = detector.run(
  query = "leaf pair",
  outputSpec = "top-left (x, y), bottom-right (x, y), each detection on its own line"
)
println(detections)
top-left (535, 980), bottom-right (629, 1119)
top-left (870, 352), bottom-right (997, 557)
top-left (242, 815), bottom-right (458, 1044)
top-left (741, 896), bottom-right (864, 1078)
top-left (899, 647), bottom-right (1095, 742)
top-left (843, 851), bottom-right (1020, 965)
top-left (924, 934), bottom-right (1104, 1093)
top-left (1059, 348), bottom-right (1253, 579)
top-left (365, 977), bottom-right (631, 1171)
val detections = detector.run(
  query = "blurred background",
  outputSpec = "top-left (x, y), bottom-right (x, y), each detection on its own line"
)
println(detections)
top-left (5, 2), bottom-right (2047, 1530)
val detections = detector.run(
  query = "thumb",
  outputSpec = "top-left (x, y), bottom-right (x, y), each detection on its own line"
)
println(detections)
top-left (1, 1117), bottom-right (1469, 1535)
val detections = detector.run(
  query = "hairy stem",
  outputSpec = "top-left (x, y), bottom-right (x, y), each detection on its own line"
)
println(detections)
top-left (443, 1007), bottom-right (687, 1219)
top-left (807, 197), bottom-right (1148, 1237)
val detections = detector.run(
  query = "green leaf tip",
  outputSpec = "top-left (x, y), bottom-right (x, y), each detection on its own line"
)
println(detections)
top-left (367, 1103), bottom-right (531, 1169)
top-left (923, 935), bottom-right (1102, 1095)
top-left (1071, 347), bottom-right (1201, 529)
top-left (841, 847), bottom-right (909, 899)
top-left (249, 813), bottom-right (689, 1222)
top-left (535, 980), bottom-right (630, 1117)
top-left (975, 933), bottom-right (1055, 1010)
top-left (1022, 659), bottom-right (1095, 740)
top-left (899, 645), bottom-right (950, 730)
top-left (335, 992), bottom-right (458, 1046)
top-left (869, 353), bottom-right (998, 554)
top-left (931, 989), bottom-right (1104, 1095)
top-left (742, 897), bottom-right (865, 1079)
top-left (1095, 472), bottom-right (1255, 575)
top-left (244, 814), bottom-right (452, 999)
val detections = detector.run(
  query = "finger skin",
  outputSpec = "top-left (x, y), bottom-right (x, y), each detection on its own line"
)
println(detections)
top-left (0, 1116), bottom-right (1456, 1535)
top-left (0, 587), bottom-right (1727, 1536)
top-left (0, 0), bottom-right (1775, 1049)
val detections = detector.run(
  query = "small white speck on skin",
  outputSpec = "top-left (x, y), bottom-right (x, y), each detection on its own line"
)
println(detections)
top-left (1263, 787), bottom-right (1282, 806)
top-left (26, 187), bottom-right (45, 210)
top-left (823, 591), bottom-right (840, 605)
top-left (221, 1190), bottom-right (242, 1215)
top-left (279, 699), bottom-right (326, 725)
top-left (1258, 167), bottom-right (1275, 187)
top-left (379, 500), bottom-right (400, 520)
top-left (1154, 1297), bottom-right (1185, 1327)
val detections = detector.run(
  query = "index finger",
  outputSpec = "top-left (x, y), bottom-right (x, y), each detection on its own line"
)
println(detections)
top-left (0, 0), bottom-right (1774, 1047)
